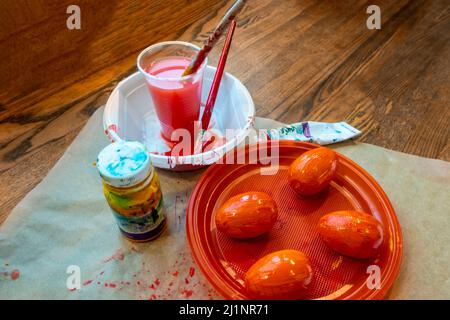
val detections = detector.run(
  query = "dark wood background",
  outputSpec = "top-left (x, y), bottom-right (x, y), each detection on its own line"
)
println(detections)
top-left (0, 0), bottom-right (449, 223)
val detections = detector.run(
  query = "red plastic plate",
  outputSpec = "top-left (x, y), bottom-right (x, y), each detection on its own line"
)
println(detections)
top-left (187, 141), bottom-right (402, 299)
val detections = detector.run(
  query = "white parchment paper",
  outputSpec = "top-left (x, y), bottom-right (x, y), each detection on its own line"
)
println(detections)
top-left (0, 108), bottom-right (448, 299)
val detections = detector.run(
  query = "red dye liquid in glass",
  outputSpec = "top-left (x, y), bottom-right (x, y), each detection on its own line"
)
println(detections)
top-left (145, 57), bottom-right (203, 142)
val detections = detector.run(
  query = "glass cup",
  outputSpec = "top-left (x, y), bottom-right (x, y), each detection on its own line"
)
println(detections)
top-left (137, 41), bottom-right (207, 142)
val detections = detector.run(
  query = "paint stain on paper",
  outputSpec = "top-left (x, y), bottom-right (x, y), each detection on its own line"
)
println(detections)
top-left (1, 268), bottom-right (20, 281)
top-left (80, 193), bottom-right (220, 300)
top-left (182, 289), bottom-right (193, 298)
top-left (103, 248), bottom-right (126, 263)
top-left (90, 249), bottom-right (214, 299)
top-left (10, 269), bottom-right (20, 280)
top-left (83, 279), bottom-right (93, 286)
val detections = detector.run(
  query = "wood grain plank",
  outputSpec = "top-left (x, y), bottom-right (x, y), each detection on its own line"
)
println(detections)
top-left (0, 0), bottom-right (449, 223)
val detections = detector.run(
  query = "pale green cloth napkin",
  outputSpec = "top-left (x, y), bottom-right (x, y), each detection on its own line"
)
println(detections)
top-left (0, 108), bottom-right (448, 299)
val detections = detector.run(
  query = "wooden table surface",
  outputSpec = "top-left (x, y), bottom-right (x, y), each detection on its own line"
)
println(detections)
top-left (0, 0), bottom-right (449, 224)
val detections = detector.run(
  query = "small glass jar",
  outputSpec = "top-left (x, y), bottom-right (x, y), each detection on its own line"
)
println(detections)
top-left (97, 141), bottom-right (166, 242)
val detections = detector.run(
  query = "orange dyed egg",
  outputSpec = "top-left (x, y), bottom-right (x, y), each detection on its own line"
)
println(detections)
top-left (288, 147), bottom-right (337, 196)
top-left (318, 210), bottom-right (384, 259)
top-left (245, 250), bottom-right (313, 299)
top-left (215, 192), bottom-right (278, 239)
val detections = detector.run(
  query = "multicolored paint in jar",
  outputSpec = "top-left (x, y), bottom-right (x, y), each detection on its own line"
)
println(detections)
top-left (96, 141), bottom-right (166, 242)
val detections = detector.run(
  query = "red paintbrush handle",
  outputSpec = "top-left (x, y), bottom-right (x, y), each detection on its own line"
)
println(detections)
top-left (201, 20), bottom-right (237, 131)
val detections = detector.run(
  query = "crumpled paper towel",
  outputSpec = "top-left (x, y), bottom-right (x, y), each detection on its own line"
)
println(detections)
top-left (0, 108), bottom-right (448, 299)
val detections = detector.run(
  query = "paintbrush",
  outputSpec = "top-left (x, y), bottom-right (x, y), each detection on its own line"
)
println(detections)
top-left (181, 0), bottom-right (245, 77)
top-left (193, 20), bottom-right (237, 155)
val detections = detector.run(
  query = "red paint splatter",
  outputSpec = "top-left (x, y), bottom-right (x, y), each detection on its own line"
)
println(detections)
top-left (154, 278), bottom-right (160, 286)
top-left (97, 282), bottom-right (101, 285)
top-left (182, 289), bottom-right (193, 298)
top-left (114, 251), bottom-right (125, 260)
top-left (69, 288), bottom-right (76, 292)
top-left (189, 267), bottom-right (195, 277)
top-left (149, 284), bottom-right (156, 290)
top-left (131, 246), bottom-right (139, 253)
top-left (100, 271), bottom-right (105, 275)
top-left (172, 271), bottom-right (179, 277)
top-left (149, 294), bottom-right (157, 300)
top-left (11, 269), bottom-right (20, 280)
top-left (109, 283), bottom-right (117, 288)
top-left (83, 279), bottom-right (93, 286)
top-left (137, 281), bottom-right (141, 285)
top-left (103, 249), bottom-right (125, 263)
top-left (185, 278), bottom-right (190, 284)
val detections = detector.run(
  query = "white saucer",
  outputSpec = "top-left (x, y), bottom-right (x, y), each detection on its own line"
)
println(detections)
top-left (103, 66), bottom-right (255, 171)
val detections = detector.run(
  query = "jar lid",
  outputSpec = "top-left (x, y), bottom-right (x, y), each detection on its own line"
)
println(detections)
top-left (97, 141), bottom-right (152, 187)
